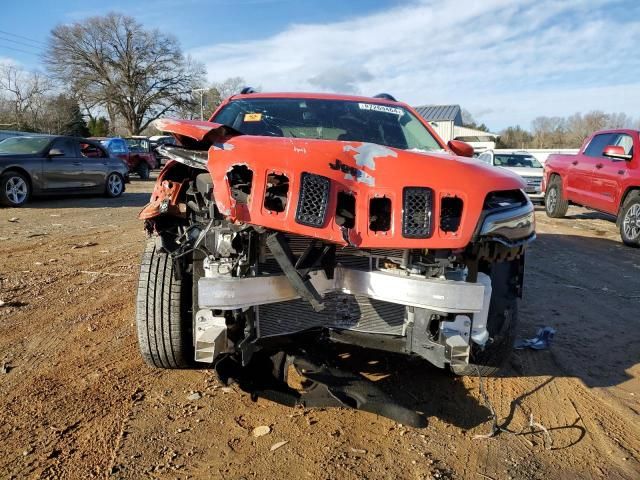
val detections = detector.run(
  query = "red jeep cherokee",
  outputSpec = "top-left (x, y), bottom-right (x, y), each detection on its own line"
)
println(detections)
top-left (135, 91), bottom-right (535, 424)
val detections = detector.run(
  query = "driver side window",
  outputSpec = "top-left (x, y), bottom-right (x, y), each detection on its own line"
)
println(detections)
top-left (49, 139), bottom-right (76, 158)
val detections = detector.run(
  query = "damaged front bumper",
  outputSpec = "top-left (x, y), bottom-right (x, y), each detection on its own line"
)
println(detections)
top-left (195, 267), bottom-right (492, 369)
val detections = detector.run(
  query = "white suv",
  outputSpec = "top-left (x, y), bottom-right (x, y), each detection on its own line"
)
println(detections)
top-left (478, 150), bottom-right (544, 202)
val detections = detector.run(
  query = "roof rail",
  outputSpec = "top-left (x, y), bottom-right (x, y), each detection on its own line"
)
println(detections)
top-left (372, 93), bottom-right (397, 101)
top-left (240, 86), bottom-right (257, 94)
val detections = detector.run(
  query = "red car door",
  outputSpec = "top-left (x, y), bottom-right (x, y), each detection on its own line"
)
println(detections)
top-left (566, 153), bottom-right (596, 205)
top-left (590, 132), bottom-right (636, 214)
top-left (569, 132), bottom-right (616, 207)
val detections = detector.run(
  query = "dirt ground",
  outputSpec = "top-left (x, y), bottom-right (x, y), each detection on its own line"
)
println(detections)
top-left (0, 177), bottom-right (639, 480)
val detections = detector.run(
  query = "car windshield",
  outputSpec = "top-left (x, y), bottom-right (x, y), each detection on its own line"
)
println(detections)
top-left (0, 137), bottom-right (50, 155)
top-left (494, 154), bottom-right (542, 168)
top-left (126, 138), bottom-right (149, 152)
top-left (212, 98), bottom-right (443, 152)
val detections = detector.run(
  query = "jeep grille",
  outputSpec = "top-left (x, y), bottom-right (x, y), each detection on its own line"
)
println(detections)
top-left (402, 187), bottom-right (433, 238)
top-left (295, 172), bottom-right (331, 227)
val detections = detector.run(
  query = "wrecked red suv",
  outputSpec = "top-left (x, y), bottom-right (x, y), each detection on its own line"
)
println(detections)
top-left (136, 92), bottom-right (534, 425)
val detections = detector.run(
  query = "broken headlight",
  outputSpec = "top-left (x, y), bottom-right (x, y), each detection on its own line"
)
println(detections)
top-left (479, 201), bottom-right (535, 242)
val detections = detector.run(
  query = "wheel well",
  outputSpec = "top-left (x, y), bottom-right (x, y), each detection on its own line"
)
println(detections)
top-left (548, 172), bottom-right (561, 183)
top-left (620, 187), bottom-right (640, 208)
top-left (1, 167), bottom-right (32, 190)
top-left (547, 172), bottom-right (563, 195)
top-left (618, 187), bottom-right (640, 222)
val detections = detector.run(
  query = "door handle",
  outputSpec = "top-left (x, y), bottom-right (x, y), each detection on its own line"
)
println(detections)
top-left (571, 160), bottom-right (578, 166)
top-left (595, 163), bottom-right (603, 169)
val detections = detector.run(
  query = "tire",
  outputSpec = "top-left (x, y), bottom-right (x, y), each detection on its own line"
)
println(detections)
top-left (105, 173), bottom-right (125, 198)
top-left (136, 238), bottom-right (195, 368)
top-left (451, 260), bottom-right (519, 377)
top-left (137, 162), bottom-right (150, 180)
top-left (0, 171), bottom-right (31, 207)
top-left (619, 193), bottom-right (640, 247)
top-left (544, 176), bottom-right (568, 218)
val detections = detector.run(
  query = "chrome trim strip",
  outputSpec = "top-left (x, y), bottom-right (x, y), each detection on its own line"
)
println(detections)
top-left (479, 202), bottom-right (535, 240)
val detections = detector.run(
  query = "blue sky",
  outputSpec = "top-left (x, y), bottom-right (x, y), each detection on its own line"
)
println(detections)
top-left (1, 0), bottom-right (639, 130)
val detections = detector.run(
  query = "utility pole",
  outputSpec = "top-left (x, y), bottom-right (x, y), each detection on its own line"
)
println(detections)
top-left (192, 88), bottom-right (207, 121)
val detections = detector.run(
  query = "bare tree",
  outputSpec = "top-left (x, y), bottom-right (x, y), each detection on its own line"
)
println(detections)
top-left (46, 13), bottom-right (205, 135)
top-left (179, 77), bottom-right (248, 121)
top-left (212, 77), bottom-right (247, 102)
top-left (0, 64), bottom-right (52, 130)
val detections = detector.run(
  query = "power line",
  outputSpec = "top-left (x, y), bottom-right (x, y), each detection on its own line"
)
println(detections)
top-left (0, 29), bottom-right (46, 47)
top-left (0, 35), bottom-right (43, 53)
top-left (0, 43), bottom-right (42, 57)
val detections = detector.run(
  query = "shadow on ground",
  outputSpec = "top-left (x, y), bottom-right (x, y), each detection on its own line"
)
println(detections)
top-left (20, 191), bottom-right (150, 209)
top-left (507, 232), bottom-right (640, 388)
top-left (325, 345), bottom-right (492, 430)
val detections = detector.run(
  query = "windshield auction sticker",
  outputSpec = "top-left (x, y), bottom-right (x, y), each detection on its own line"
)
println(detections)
top-left (358, 103), bottom-right (403, 115)
top-left (244, 113), bottom-right (263, 122)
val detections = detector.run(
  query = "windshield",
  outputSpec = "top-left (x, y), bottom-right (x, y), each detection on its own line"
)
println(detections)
top-left (0, 137), bottom-right (50, 155)
top-left (125, 138), bottom-right (149, 152)
top-left (494, 154), bottom-right (542, 168)
top-left (213, 98), bottom-right (443, 151)
top-left (101, 139), bottom-right (127, 154)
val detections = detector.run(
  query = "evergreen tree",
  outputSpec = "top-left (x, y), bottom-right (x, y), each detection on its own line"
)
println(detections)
top-left (88, 117), bottom-right (110, 137)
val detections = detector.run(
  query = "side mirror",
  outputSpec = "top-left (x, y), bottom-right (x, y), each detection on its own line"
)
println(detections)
top-left (603, 145), bottom-right (632, 161)
top-left (448, 140), bottom-right (474, 158)
top-left (48, 148), bottom-right (64, 157)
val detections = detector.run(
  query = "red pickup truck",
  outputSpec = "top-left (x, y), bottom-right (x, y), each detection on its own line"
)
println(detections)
top-left (543, 129), bottom-right (640, 246)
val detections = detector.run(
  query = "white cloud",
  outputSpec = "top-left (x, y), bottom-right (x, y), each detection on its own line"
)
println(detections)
top-left (189, 0), bottom-right (640, 129)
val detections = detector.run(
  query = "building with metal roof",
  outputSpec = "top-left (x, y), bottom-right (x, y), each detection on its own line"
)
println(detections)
top-left (414, 104), bottom-right (499, 153)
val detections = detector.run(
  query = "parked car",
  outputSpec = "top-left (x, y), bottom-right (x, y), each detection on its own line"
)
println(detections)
top-left (478, 150), bottom-right (544, 202)
top-left (135, 91), bottom-right (535, 424)
top-left (0, 135), bottom-right (129, 207)
top-left (99, 137), bottom-right (157, 179)
top-left (544, 129), bottom-right (640, 246)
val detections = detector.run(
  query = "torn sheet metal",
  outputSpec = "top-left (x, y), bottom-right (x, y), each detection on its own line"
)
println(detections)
top-left (152, 118), bottom-right (240, 147)
top-left (139, 178), bottom-right (187, 220)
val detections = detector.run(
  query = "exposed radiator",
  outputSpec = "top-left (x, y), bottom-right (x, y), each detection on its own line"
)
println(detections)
top-left (257, 292), bottom-right (406, 338)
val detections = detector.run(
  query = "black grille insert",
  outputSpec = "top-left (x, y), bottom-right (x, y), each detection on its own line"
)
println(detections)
top-left (296, 172), bottom-right (330, 227)
top-left (402, 187), bottom-right (433, 238)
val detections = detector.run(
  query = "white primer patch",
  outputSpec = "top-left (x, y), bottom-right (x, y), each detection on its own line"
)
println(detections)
top-left (343, 143), bottom-right (398, 169)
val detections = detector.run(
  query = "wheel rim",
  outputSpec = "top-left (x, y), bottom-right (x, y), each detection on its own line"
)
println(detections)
top-left (623, 203), bottom-right (640, 240)
top-left (108, 174), bottom-right (123, 196)
top-left (546, 187), bottom-right (557, 212)
top-left (5, 176), bottom-right (27, 204)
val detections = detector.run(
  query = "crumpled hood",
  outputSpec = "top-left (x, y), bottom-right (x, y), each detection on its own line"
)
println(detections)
top-left (206, 135), bottom-right (525, 249)
top-left (210, 135), bottom-right (524, 189)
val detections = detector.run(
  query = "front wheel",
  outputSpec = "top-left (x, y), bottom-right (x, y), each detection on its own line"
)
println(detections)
top-left (544, 176), bottom-right (568, 218)
top-left (0, 171), bottom-right (31, 207)
top-left (452, 259), bottom-right (520, 377)
top-left (136, 238), bottom-right (195, 368)
top-left (137, 162), bottom-right (150, 180)
top-left (105, 173), bottom-right (124, 198)
top-left (620, 193), bottom-right (640, 247)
